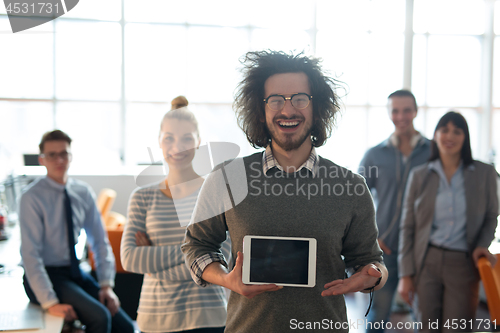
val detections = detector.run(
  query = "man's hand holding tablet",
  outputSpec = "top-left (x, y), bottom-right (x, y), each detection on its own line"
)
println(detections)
top-left (201, 251), bottom-right (282, 299)
top-left (202, 235), bottom-right (385, 299)
top-left (321, 263), bottom-right (386, 296)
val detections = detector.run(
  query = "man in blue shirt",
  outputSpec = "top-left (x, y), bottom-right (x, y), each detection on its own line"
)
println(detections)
top-left (359, 90), bottom-right (431, 332)
top-left (19, 130), bottom-right (134, 333)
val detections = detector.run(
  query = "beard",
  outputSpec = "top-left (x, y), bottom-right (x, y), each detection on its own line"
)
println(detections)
top-left (266, 116), bottom-right (313, 152)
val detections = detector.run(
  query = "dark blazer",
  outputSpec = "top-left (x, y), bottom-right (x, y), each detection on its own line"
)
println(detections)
top-left (398, 160), bottom-right (499, 280)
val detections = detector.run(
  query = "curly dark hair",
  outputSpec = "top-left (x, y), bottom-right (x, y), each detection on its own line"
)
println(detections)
top-left (234, 50), bottom-right (342, 148)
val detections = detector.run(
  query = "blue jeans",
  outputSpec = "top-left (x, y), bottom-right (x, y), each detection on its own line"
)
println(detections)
top-left (366, 253), bottom-right (399, 333)
top-left (24, 267), bottom-right (134, 333)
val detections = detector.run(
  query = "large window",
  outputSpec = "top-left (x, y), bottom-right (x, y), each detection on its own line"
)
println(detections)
top-left (315, 0), bottom-right (406, 166)
top-left (411, 0), bottom-right (487, 158)
top-left (1, 0), bottom-right (499, 178)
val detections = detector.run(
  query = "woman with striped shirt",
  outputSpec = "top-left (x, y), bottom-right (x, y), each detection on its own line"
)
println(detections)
top-left (121, 97), bottom-right (230, 333)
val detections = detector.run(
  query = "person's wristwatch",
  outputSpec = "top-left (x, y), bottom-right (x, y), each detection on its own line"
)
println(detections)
top-left (364, 266), bottom-right (382, 290)
top-left (353, 263), bottom-right (382, 290)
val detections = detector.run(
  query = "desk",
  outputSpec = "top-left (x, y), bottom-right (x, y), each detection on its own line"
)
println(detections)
top-left (0, 271), bottom-right (64, 332)
top-left (0, 224), bottom-right (64, 332)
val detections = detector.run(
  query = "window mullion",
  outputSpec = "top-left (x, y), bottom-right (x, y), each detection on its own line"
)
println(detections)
top-left (403, 0), bottom-right (414, 90)
top-left (479, 0), bottom-right (495, 160)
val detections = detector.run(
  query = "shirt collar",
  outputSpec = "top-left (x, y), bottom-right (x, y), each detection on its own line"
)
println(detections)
top-left (428, 159), bottom-right (444, 173)
top-left (43, 175), bottom-right (70, 191)
top-left (428, 159), bottom-right (474, 172)
top-left (387, 132), bottom-right (423, 148)
top-left (262, 145), bottom-right (320, 177)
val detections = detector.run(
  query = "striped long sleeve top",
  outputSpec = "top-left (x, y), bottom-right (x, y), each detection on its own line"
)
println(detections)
top-left (121, 183), bottom-right (231, 333)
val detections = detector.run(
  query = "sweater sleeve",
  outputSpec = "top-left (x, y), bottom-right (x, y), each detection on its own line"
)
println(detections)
top-left (147, 261), bottom-right (192, 281)
top-left (147, 237), bottom-right (229, 283)
top-left (121, 189), bottom-right (185, 274)
top-left (181, 166), bottom-right (232, 286)
top-left (341, 175), bottom-right (383, 268)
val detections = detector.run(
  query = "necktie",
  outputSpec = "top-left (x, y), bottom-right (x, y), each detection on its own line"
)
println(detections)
top-left (64, 188), bottom-right (82, 280)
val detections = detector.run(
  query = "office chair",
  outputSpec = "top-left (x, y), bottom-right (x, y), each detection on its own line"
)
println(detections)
top-left (477, 254), bottom-right (500, 322)
top-left (90, 188), bottom-right (126, 272)
top-left (88, 189), bottom-right (142, 320)
top-left (96, 188), bottom-right (117, 225)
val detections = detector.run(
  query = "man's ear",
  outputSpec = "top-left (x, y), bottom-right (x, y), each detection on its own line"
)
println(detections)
top-left (38, 155), bottom-right (45, 167)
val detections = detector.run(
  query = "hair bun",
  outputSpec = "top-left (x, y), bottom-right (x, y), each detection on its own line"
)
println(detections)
top-left (171, 96), bottom-right (189, 110)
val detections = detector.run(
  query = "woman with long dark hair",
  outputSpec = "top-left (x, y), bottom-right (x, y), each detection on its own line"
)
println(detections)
top-left (398, 111), bottom-right (498, 332)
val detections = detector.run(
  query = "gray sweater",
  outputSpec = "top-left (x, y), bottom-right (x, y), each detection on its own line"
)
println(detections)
top-left (183, 152), bottom-right (383, 333)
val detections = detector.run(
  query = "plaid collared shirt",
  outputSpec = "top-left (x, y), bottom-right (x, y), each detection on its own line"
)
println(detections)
top-left (262, 145), bottom-right (320, 177)
top-left (190, 252), bottom-right (228, 286)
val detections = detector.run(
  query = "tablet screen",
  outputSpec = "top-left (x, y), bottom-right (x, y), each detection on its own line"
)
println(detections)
top-left (250, 238), bottom-right (309, 285)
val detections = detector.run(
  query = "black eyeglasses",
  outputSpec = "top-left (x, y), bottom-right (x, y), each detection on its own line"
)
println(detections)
top-left (40, 151), bottom-right (72, 161)
top-left (263, 93), bottom-right (313, 111)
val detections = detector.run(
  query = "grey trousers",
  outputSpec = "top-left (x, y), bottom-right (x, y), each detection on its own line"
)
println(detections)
top-left (415, 245), bottom-right (480, 333)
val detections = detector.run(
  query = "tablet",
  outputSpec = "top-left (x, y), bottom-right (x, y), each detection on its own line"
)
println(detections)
top-left (242, 235), bottom-right (317, 287)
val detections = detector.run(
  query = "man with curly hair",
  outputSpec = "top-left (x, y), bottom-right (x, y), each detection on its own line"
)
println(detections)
top-left (182, 51), bottom-right (387, 332)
